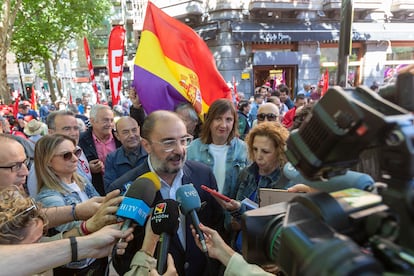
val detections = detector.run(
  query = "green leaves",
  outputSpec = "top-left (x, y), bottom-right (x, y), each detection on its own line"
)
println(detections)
top-left (12, 0), bottom-right (112, 63)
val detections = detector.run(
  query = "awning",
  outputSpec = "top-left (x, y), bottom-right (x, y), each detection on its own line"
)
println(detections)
top-left (231, 21), bottom-right (414, 42)
top-left (195, 22), bottom-right (219, 41)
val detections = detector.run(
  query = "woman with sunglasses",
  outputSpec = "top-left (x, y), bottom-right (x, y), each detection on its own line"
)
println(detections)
top-left (34, 134), bottom-right (107, 275)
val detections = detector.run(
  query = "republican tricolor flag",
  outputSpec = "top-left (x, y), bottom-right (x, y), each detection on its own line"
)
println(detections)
top-left (133, 2), bottom-right (231, 118)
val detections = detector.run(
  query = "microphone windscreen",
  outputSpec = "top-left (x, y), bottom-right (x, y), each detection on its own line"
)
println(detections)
top-left (125, 173), bottom-right (160, 205)
top-left (151, 199), bottom-right (180, 235)
top-left (139, 172), bottom-right (161, 191)
top-left (176, 184), bottom-right (201, 215)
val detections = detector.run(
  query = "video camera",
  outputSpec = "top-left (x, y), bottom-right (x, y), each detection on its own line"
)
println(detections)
top-left (241, 73), bottom-right (414, 275)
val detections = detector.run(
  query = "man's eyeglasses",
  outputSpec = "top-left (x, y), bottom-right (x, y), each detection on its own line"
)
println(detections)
top-left (0, 158), bottom-right (29, 172)
top-left (151, 135), bottom-right (193, 152)
top-left (55, 148), bottom-right (82, 161)
top-left (257, 113), bottom-right (278, 122)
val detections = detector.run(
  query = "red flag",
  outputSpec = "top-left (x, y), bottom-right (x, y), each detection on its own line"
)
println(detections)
top-left (232, 76), bottom-right (239, 105)
top-left (13, 96), bottom-right (20, 119)
top-left (30, 86), bottom-right (37, 111)
top-left (69, 92), bottom-right (73, 105)
top-left (321, 68), bottom-right (329, 96)
top-left (108, 26), bottom-right (126, 107)
top-left (84, 37), bottom-right (100, 103)
top-left (133, 2), bottom-right (231, 118)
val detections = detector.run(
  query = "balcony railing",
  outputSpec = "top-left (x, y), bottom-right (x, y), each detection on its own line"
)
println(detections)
top-left (392, 0), bottom-right (414, 12)
top-left (324, 0), bottom-right (386, 10)
top-left (249, 0), bottom-right (313, 11)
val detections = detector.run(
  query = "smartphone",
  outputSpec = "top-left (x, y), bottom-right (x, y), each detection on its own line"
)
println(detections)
top-left (201, 185), bottom-right (231, 202)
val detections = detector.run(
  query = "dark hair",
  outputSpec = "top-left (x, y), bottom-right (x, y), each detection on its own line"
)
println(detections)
top-left (200, 99), bottom-right (238, 145)
top-left (253, 94), bottom-right (263, 100)
top-left (370, 84), bottom-right (379, 91)
top-left (270, 89), bottom-right (280, 97)
top-left (278, 84), bottom-right (290, 94)
top-left (46, 110), bottom-right (75, 130)
top-left (295, 94), bottom-right (305, 101)
top-left (292, 102), bottom-right (315, 130)
top-left (237, 100), bottom-right (250, 112)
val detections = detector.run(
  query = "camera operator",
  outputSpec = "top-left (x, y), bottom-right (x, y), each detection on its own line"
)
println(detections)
top-left (191, 223), bottom-right (274, 276)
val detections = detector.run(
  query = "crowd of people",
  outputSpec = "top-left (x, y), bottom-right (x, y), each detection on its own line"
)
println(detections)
top-left (0, 77), bottom-right (383, 276)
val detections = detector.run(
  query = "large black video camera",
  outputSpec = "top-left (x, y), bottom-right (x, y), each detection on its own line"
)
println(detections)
top-left (242, 73), bottom-right (414, 275)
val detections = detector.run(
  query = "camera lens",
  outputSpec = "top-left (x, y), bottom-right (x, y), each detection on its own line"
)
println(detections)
top-left (264, 213), bottom-right (285, 262)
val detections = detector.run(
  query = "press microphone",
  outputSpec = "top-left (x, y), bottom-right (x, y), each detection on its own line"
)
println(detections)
top-left (283, 162), bottom-right (375, 193)
top-left (151, 199), bottom-right (180, 274)
top-left (176, 184), bottom-right (208, 253)
top-left (117, 172), bottom-right (161, 231)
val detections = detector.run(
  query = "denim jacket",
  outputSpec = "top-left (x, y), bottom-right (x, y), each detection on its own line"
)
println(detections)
top-left (235, 162), bottom-right (292, 209)
top-left (104, 145), bottom-right (147, 193)
top-left (187, 137), bottom-right (248, 199)
top-left (35, 180), bottom-right (99, 269)
top-left (35, 181), bottom-right (99, 233)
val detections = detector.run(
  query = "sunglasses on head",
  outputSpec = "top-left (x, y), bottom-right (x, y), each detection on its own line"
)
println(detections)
top-left (257, 113), bottom-right (278, 121)
top-left (56, 148), bottom-right (82, 161)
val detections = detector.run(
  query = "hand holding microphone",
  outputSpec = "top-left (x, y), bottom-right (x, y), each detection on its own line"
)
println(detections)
top-left (151, 199), bottom-right (180, 274)
top-left (176, 184), bottom-right (208, 253)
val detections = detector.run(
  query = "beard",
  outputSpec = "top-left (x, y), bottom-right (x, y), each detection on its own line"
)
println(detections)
top-left (151, 153), bottom-right (185, 174)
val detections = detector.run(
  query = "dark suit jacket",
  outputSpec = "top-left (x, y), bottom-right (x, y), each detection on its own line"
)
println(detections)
top-left (112, 159), bottom-right (225, 276)
top-left (78, 128), bottom-right (121, 195)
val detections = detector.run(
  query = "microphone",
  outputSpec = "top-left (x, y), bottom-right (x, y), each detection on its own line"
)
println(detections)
top-left (151, 199), bottom-right (180, 274)
top-left (283, 162), bottom-right (375, 193)
top-left (117, 172), bottom-right (161, 231)
top-left (176, 184), bottom-right (208, 253)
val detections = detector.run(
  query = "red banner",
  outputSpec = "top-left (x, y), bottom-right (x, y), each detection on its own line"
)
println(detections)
top-left (31, 86), bottom-right (37, 110)
top-left (232, 76), bottom-right (239, 105)
top-left (321, 68), bottom-right (329, 97)
top-left (108, 26), bottom-right (126, 106)
top-left (13, 96), bottom-right (20, 119)
top-left (83, 37), bottom-right (100, 103)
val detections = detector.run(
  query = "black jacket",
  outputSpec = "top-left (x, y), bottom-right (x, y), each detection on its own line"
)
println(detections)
top-left (112, 159), bottom-right (225, 276)
top-left (78, 128), bottom-right (121, 195)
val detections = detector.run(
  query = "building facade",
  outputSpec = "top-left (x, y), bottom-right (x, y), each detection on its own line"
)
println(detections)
top-left (8, 0), bottom-right (414, 101)
top-left (126, 0), bottom-right (414, 97)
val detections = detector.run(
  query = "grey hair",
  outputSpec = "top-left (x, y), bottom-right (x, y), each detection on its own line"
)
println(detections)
top-left (89, 104), bottom-right (112, 120)
top-left (174, 102), bottom-right (198, 122)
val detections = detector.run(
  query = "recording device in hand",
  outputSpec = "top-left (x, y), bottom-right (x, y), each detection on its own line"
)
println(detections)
top-left (151, 199), bottom-right (180, 274)
top-left (242, 73), bottom-right (414, 275)
top-left (116, 172), bottom-right (161, 230)
top-left (176, 184), bottom-right (208, 253)
top-left (201, 185), bottom-right (231, 202)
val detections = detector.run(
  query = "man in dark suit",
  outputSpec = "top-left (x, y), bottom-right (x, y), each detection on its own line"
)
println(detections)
top-left (78, 104), bottom-right (121, 195)
top-left (111, 110), bottom-right (224, 276)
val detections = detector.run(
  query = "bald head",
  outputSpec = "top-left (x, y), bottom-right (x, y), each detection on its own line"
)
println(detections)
top-left (115, 117), bottom-right (140, 151)
top-left (141, 110), bottom-right (186, 140)
top-left (257, 103), bottom-right (280, 124)
top-left (258, 103), bottom-right (279, 116)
